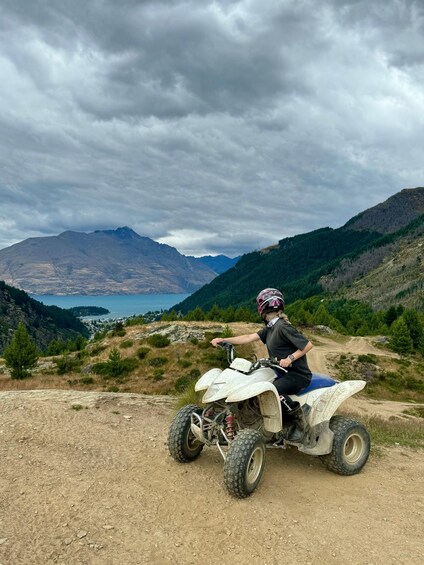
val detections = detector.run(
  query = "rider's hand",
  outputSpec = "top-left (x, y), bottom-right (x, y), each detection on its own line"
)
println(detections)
top-left (211, 338), bottom-right (223, 347)
top-left (279, 357), bottom-right (292, 369)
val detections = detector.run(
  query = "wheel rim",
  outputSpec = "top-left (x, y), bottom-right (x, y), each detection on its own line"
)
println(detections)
top-left (185, 429), bottom-right (201, 454)
top-left (246, 446), bottom-right (264, 486)
top-left (343, 433), bottom-right (364, 464)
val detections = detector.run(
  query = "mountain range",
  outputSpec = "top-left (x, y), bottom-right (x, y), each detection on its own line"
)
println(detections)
top-left (174, 187), bottom-right (424, 314)
top-left (0, 227), bottom-right (239, 295)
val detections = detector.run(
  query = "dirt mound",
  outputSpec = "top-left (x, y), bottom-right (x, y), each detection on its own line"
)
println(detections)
top-left (0, 390), bottom-right (423, 565)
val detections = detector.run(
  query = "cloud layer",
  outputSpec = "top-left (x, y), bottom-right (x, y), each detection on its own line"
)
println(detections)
top-left (1, 0), bottom-right (423, 256)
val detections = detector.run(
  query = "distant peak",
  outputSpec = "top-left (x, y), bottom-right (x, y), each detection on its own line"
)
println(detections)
top-left (94, 227), bottom-right (141, 239)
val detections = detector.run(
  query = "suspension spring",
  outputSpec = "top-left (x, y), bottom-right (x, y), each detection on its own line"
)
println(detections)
top-left (225, 413), bottom-right (236, 441)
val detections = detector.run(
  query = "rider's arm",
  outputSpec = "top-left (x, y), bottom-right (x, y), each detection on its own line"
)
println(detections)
top-left (279, 340), bottom-right (313, 368)
top-left (211, 333), bottom-right (260, 347)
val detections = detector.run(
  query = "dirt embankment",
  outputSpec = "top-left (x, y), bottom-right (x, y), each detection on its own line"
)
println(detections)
top-left (0, 334), bottom-right (423, 564)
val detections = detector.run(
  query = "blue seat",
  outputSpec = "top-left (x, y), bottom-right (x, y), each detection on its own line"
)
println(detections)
top-left (296, 373), bottom-right (337, 395)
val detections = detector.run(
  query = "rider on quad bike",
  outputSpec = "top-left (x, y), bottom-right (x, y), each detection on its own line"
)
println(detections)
top-left (211, 288), bottom-right (313, 443)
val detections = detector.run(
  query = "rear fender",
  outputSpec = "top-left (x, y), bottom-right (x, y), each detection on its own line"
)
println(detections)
top-left (226, 382), bottom-right (282, 433)
top-left (292, 380), bottom-right (366, 427)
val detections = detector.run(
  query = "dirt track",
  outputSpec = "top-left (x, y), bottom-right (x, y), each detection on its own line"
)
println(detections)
top-left (0, 388), bottom-right (423, 565)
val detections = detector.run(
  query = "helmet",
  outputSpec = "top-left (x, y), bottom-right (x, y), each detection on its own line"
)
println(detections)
top-left (256, 288), bottom-right (285, 319)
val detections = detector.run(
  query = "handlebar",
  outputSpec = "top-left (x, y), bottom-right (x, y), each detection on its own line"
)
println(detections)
top-left (217, 342), bottom-right (287, 373)
top-left (251, 358), bottom-right (287, 373)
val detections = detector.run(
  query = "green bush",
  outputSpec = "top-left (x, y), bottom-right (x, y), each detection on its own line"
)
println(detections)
top-left (175, 368), bottom-right (201, 392)
top-left (92, 347), bottom-right (138, 378)
top-left (120, 340), bottom-right (134, 349)
top-left (177, 359), bottom-right (192, 368)
top-left (153, 370), bottom-right (164, 381)
top-left (111, 322), bottom-right (126, 337)
top-left (147, 334), bottom-right (170, 348)
top-left (55, 355), bottom-right (82, 375)
top-left (137, 347), bottom-right (150, 359)
top-left (148, 356), bottom-right (168, 367)
top-left (79, 376), bottom-right (94, 385)
top-left (357, 354), bottom-right (378, 364)
top-left (88, 344), bottom-right (107, 357)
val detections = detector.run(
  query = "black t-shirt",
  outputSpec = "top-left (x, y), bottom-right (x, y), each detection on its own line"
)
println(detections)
top-left (257, 318), bottom-right (312, 381)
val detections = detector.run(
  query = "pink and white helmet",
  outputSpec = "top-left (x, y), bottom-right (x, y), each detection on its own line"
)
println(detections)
top-left (256, 288), bottom-right (285, 319)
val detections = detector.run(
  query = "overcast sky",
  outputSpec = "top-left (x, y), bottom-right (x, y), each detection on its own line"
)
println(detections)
top-left (1, 0), bottom-right (423, 257)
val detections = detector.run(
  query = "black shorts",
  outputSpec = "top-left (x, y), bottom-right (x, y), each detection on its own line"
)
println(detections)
top-left (273, 371), bottom-right (311, 396)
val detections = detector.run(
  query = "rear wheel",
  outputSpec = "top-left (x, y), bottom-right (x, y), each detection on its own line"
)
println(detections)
top-left (167, 404), bottom-right (204, 462)
top-left (320, 416), bottom-right (370, 475)
top-left (223, 429), bottom-right (266, 498)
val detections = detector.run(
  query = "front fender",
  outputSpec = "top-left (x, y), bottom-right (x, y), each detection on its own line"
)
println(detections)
top-left (226, 382), bottom-right (282, 433)
top-left (195, 368), bottom-right (222, 392)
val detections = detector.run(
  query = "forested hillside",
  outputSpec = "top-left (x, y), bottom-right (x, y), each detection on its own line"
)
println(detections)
top-left (174, 188), bottom-right (424, 314)
top-left (173, 227), bottom-right (381, 313)
top-left (0, 281), bottom-right (89, 354)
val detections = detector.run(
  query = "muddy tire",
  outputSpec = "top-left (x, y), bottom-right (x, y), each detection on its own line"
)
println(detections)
top-left (223, 429), bottom-right (266, 498)
top-left (320, 416), bottom-right (370, 475)
top-left (167, 404), bottom-right (204, 463)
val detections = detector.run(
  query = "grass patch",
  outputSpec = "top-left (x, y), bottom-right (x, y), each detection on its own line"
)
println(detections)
top-left (402, 406), bottom-right (424, 418)
top-left (340, 410), bottom-right (424, 450)
top-left (174, 380), bottom-right (203, 409)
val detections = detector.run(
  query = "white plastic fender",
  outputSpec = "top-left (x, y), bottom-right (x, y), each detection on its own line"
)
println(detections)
top-left (201, 367), bottom-right (243, 403)
top-left (291, 380), bottom-right (366, 427)
top-left (195, 368), bottom-right (223, 392)
top-left (226, 381), bottom-right (282, 433)
top-left (202, 366), bottom-right (276, 404)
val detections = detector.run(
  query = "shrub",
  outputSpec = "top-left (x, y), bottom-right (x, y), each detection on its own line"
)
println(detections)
top-left (357, 354), bottom-right (378, 364)
top-left (177, 359), bottom-right (192, 368)
top-left (88, 344), bottom-right (106, 357)
top-left (148, 356), bottom-right (168, 367)
top-left (147, 334), bottom-right (170, 348)
top-left (79, 376), bottom-right (94, 385)
top-left (55, 355), bottom-right (82, 375)
top-left (111, 322), bottom-right (126, 337)
top-left (92, 347), bottom-right (138, 378)
top-left (120, 340), bottom-right (134, 349)
top-left (175, 368), bottom-right (201, 392)
top-left (93, 329), bottom-right (108, 341)
top-left (137, 346), bottom-right (151, 359)
top-left (153, 370), bottom-right (164, 381)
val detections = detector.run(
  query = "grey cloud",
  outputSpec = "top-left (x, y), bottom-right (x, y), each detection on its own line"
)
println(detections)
top-left (0, 0), bottom-right (423, 258)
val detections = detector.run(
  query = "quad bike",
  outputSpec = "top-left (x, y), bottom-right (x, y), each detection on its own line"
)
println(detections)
top-left (167, 342), bottom-right (370, 498)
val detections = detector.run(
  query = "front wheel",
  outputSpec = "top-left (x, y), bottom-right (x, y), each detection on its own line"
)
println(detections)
top-left (168, 404), bottom-right (204, 463)
top-left (320, 415), bottom-right (370, 475)
top-left (223, 429), bottom-right (266, 498)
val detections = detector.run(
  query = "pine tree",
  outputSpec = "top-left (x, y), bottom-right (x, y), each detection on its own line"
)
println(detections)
top-left (4, 323), bottom-right (39, 379)
top-left (402, 309), bottom-right (423, 349)
top-left (389, 317), bottom-right (413, 356)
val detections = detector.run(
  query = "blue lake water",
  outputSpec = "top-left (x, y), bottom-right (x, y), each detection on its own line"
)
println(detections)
top-left (31, 294), bottom-right (190, 320)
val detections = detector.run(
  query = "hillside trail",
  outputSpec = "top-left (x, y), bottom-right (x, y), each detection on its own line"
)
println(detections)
top-left (0, 333), bottom-right (423, 565)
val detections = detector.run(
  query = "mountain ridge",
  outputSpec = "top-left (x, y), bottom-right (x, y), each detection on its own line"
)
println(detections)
top-left (0, 227), bottom-right (237, 296)
top-left (173, 187), bottom-right (424, 313)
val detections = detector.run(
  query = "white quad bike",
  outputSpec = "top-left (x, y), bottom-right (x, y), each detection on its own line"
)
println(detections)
top-left (167, 342), bottom-right (371, 498)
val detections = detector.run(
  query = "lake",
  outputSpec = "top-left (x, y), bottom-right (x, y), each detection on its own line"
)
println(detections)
top-left (31, 293), bottom-right (190, 320)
